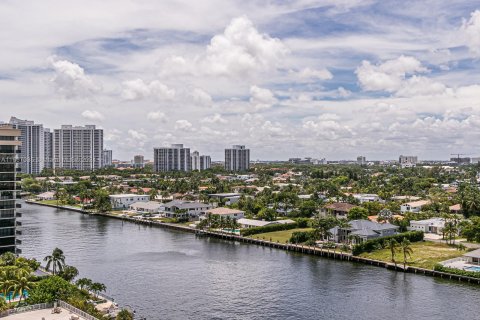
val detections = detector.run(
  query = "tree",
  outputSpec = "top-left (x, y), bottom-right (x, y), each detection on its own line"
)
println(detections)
top-left (116, 309), bottom-right (134, 320)
top-left (0, 252), bottom-right (17, 266)
top-left (75, 278), bottom-right (93, 291)
top-left (44, 248), bottom-right (66, 275)
top-left (27, 276), bottom-right (76, 304)
top-left (59, 265), bottom-right (79, 282)
top-left (89, 282), bottom-right (106, 299)
top-left (312, 216), bottom-right (338, 241)
top-left (257, 208), bottom-right (277, 221)
top-left (93, 189), bottom-right (112, 213)
top-left (12, 274), bottom-right (35, 304)
top-left (347, 207), bottom-right (369, 220)
top-left (399, 238), bottom-right (413, 270)
top-left (386, 238), bottom-right (398, 267)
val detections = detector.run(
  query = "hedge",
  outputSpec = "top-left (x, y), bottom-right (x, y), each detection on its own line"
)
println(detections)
top-left (289, 230), bottom-right (315, 244)
top-left (352, 231), bottom-right (424, 256)
top-left (240, 222), bottom-right (298, 236)
top-left (434, 264), bottom-right (480, 279)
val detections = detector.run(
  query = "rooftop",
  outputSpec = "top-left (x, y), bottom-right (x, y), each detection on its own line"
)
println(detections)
top-left (324, 203), bottom-right (356, 212)
top-left (207, 207), bottom-right (245, 215)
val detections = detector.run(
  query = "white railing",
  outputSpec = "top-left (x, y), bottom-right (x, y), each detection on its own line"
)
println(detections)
top-left (0, 302), bottom-right (54, 317)
top-left (58, 300), bottom-right (100, 320)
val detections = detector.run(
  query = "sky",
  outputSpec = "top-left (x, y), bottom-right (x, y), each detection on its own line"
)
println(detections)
top-left (1, 0), bottom-right (480, 161)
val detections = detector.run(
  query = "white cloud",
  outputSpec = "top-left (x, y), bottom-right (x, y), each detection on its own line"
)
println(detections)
top-left (191, 88), bottom-right (213, 106)
top-left (147, 111), bottom-right (167, 122)
top-left (203, 16), bottom-right (289, 77)
top-left (201, 113), bottom-right (228, 124)
top-left (81, 110), bottom-right (104, 121)
top-left (297, 67), bottom-right (333, 80)
top-left (49, 57), bottom-right (100, 99)
top-left (303, 116), bottom-right (354, 140)
top-left (460, 10), bottom-right (480, 56)
top-left (128, 129), bottom-right (147, 141)
top-left (121, 79), bottom-right (175, 101)
top-left (249, 85), bottom-right (277, 110)
top-left (174, 119), bottom-right (194, 131)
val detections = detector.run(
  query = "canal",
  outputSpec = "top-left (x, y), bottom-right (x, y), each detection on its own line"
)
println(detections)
top-left (20, 203), bottom-right (480, 320)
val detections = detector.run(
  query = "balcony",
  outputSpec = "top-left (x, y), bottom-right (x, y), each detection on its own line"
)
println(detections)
top-left (15, 212), bottom-right (21, 218)
top-left (15, 203), bottom-right (21, 209)
top-left (15, 230), bottom-right (21, 235)
top-left (16, 221), bottom-right (22, 227)
top-left (15, 239), bottom-right (21, 245)
top-left (15, 248), bottom-right (22, 254)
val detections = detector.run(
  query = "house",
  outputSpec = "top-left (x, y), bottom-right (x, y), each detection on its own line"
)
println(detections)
top-left (408, 218), bottom-right (445, 234)
top-left (321, 203), bottom-right (356, 219)
top-left (464, 249), bottom-right (480, 265)
top-left (352, 193), bottom-right (380, 203)
top-left (129, 201), bottom-right (162, 213)
top-left (109, 194), bottom-right (150, 209)
top-left (329, 219), bottom-right (399, 243)
top-left (208, 193), bottom-right (242, 205)
top-left (449, 204), bottom-right (461, 214)
top-left (161, 200), bottom-right (214, 218)
top-left (36, 191), bottom-right (55, 201)
top-left (400, 200), bottom-right (430, 213)
top-left (237, 218), bottom-right (276, 228)
top-left (205, 207), bottom-right (245, 220)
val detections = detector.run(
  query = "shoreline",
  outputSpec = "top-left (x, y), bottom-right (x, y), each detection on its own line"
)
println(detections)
top-left (24, 200), bottom-right (480, 286)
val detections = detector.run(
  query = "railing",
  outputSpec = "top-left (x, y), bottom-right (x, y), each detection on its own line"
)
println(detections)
top-left (58, 300), bottom-right (100, 320)
top-left (0, 302), bottom-right (54, 317)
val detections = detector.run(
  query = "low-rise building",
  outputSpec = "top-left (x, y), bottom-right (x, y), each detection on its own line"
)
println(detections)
top-left (161, 200), bottom-right (214, 218)
top-left (321, 203), bottom-right (355, 219)
top-left (464, 249), bottom-right (480, 265)
top-left (109, 194), bottom-right (150, 210)
top-left (36, 191), bottom-right (55, 201)
top-left (208, 193), bottom-right (241, 205)
top-left (129, 201), bottom-right (162, 213)
top-left (408, 218), bottom-right (445, 234)
top-left (206, 207), bottom-right (245, 220)
top-left (352, 193), bottom-right (380, 203)
top-left (400, 200), bottom-right (430, 213)
top-left (329, 219), bottom-right (399, 244)
top-left (237, 218), bottom-right (276, 228)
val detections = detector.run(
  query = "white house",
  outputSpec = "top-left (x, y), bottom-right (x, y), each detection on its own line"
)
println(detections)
top-left (129, 201), bottom-right (162, 213)
top-left (352, 193), bottom-right (381, 203)
top-left (161, 200), bottom-right (214, 218)
top-left (206, 207), bottom-right (245, 220)
top-left (237, 218), bottom-right (276, 228)
top-left (36, 191), bottom-right (55, 201)
top-left (408, 218), bottom-right (445, 234)
top-left (110, 194), bottom-right (150, 209)
top-left (208, 193), bottom-right (241, 205)
top-left (400, 200), bottom-right (430, 213)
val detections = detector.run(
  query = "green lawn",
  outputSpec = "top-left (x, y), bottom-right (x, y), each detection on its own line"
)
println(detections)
top-left (248, 228), bottom-right (313, 243)
top-left (359, 241), bottom-right (469, 269)
top-left (38, 200), bottom-right (82, 208)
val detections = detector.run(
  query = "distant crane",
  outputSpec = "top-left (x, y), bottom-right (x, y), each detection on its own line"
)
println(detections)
top-left (450, 153), bottom-right (470, 164)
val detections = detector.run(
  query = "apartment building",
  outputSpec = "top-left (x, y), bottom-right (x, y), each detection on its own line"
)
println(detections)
top-left (54, 125), bottom-right (103, 171)
top-left (44, 128), bottom-right (53, 169)
top-left (154, 144), bottom-right (191, 172)
top-left (191, 151), bottom-right (211, 171)
top-left (225, 145), bottom-right (250, 172)
top-left (103, 149), bottom-right (113, 167)
top-left (9, 117), bottom-right (45, 174)
top-left (133, 155), bottom-right (144, 168)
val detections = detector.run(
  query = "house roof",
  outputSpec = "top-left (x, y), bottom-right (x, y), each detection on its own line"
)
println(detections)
top-left (324, 203), bottom-right (355, 212)
top-left (130, 201), bottom-right (161, 210)
top-left (110, 194), bottom-right (149, 198)
top-left (207, 207), bottom-right (244, 215)
top-left (237, 218), bottom-right (274, 227)
top-left (464, 248), bottom-right (480, 259)
top-left (449, 204), bottom-right (461, 211)
top-left (403, 200), bottom-right (430, 207)
top-left (162, 200), bottom-right (211, 210)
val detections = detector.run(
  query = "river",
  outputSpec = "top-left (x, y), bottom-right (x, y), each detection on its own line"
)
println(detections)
top-left (19, 203), bottom-right (480, 320)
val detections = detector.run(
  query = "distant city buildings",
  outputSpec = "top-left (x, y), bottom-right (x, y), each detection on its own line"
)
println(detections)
top-left (103, 149), bottom-right (113, 167)
top-left (54, 125), bottom-right (103, 171)
top-left (357, 156), bottom-right (366, 165)
top-left (0, 124), bottom-right (21, 254)
top-left (154, 144), bottom-right (191, 172)
top-left (9, 117), bottom-right (46, 174)
top-left (225, 145), bottom-right (250, 172)
top-left (133, 155), bottom-right (144, 168)
top-left (399, 155), bottom-right (418, 168)
top-left (450, 157), bottom-right (471, 165)
top-left (191, 151), bottom-right (211, 171)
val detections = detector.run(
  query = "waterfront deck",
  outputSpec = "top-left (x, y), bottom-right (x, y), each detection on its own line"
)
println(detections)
top-left (3, 307), bottom-right (86, 320)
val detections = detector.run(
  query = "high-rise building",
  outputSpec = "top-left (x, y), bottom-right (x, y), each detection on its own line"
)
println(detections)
top-left (133, 155), bottom-right (144, 168)
top-left (399, 155), bottom-right (418, 164)
top-left (154, 144), bottom-right (191, 172)
top-left (357, 156), bottom-right (366, 165)
top-left (0, 125), bottom-right (21, 254)
top-left (44, 129), bottom-right (53, 170)
top-left (9, 117), bottom-right (45, 174)
top-left (103, 149), bottom-right (113, 167)
top-left (54, 125), bottom-right (103, 171)
top-left (191, 151), bottom-right (211, 171)
top-left (225, 145), bottom-right (250, 172)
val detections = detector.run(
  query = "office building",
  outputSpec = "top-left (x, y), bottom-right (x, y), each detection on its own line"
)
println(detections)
top-left (154, 144), bottom-right (191, 172)
top-left (44, 129), bottom-right (53, 170)
top-left (133, 155), bottom-right (144, 168)
top-left (103, 149), bottom-right (113, 167)
top-left (225, 145), bottom-right (250, 172)
top-left (9, 117), bottom-right (45, 174)
top-left (54, 125), bottom-right (103, 171)
top-left (0, 125), bottom-right (21, 254)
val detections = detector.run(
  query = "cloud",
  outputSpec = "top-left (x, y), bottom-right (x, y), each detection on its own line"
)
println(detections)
top-left (81, 110), bottom-right (104, 121)
top-left (128, 129), bottom-right (147, 141)
top-left (121, 79), bottom-right (175, 101)
top-left (249, 85), bottom-right (277, 110)
top-left (460, 10), bottom-right (480, 56)
top-left (302, 116), bottom-right (354, 140)
top-left (147, 111), bottom-right (167, 122)
top-left (174, 119), bottom-right (194, 131)
top-left (201, 113), bottom-right (228, 124)
top-left (297, 67), bottom-right (333, 80)
top-left (49, 57), bottom-right (100, 99)
top-left (203, 16), bottom-right (289, 77)
top-left (191, 88), bottom-right (213, 106)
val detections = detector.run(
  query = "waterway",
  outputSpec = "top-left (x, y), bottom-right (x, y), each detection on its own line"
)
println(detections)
top-left (20, 203), bottom-right (480, 320)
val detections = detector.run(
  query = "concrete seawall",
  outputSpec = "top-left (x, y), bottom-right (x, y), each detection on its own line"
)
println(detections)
top-left (25, 201), bottom-right (480, 285)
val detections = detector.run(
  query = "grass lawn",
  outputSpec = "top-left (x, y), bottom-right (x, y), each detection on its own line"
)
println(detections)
top-left (248, 228), bottom-right (313, 244)
top-left (359, 241), bottom-right (469, 270)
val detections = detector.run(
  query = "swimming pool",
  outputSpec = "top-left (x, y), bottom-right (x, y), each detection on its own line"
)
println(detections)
top-left (465, 266), bottom-right (480, 272)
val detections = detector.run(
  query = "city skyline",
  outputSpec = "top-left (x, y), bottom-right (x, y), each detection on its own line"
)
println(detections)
top-left (2, 2), bottom-right (480, 160)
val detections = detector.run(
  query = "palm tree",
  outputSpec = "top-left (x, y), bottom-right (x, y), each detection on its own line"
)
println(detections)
top-left (0, 270), bottom-right (15, 303)
top-left (386, 238), bottom-right (398, 267)
top-left (89, 282), bottom-right (106, 299)
top-left (399, 238), bottom-right (413, 270)
top-left (75, 278), bottom-right (93, 291)
top-left (43, 248), bottom-right (66, 275)
top-left (11, 274), bottom-right (35, 304)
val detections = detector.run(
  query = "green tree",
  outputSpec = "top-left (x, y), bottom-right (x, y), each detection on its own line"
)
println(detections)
top-left (27, 276), bottom-right (76, 304)
top-left (386, 238), bottom-right (398, 266)
top-left (93, 189), bottom-right (112, 212)
top-left (89, 282), bottom-right (106, 299)
top-left (75, 278), bottom-right (93, 291)
top-left (44, 248), bottom-right (66, 275)
top-left (12, 274), bottom-right (35, 304)
top-left (116, 309), bottom-right (134, 320)
top-left (59, 265), bottom-right (79, 282)
top-left (399, 238), bottom-right (413, 269)
top-left (347, 207), bottom-right (369, 220)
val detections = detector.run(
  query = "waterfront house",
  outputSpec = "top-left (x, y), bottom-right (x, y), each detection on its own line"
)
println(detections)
top-left (109, 194), bottom-right (150, 210)
top-left (208, 193), bottom-right (242, 205)
top-left (237, 218), bottom-right (276, 228)
top-left (400, 200), bottom-right (430, 213)
top-left (36, 191), bottom-right (55, 201)
top-left (205, 207), bottom-right (245, 220)
top-left (161, 200), bottom-right (214, 218)
top-left (320, 203), bottom-right (355, 219)
top-left (408, 218), bottom-right (445, 234)
top-left (329, 219), bottom-right (399, 243)
top-left (129, 201), bottom-right (162, 213)
top-left (464, 249), bottom-right (480, 265)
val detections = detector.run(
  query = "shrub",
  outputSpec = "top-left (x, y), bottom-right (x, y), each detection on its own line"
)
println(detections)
top-left (27, 276), bottom-right (77, 304)
top-left (434, 264), bottom-right (480, 279)
top-left (352, 231), bottom-right (424, 256)
top-left (289, 231), bottom-right (315, 244)
top-left (240, 222), bottom-right (298, 236)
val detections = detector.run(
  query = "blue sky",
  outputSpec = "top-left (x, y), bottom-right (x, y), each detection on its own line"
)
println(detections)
top-left (1, 0), bottom-right (480, 160)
